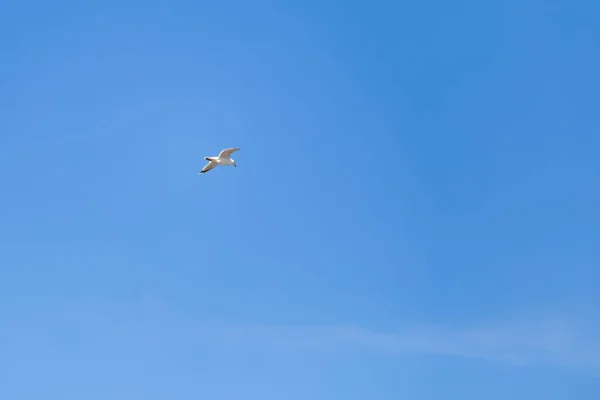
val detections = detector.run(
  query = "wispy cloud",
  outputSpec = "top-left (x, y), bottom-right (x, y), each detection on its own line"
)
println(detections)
top-left (203, 318), bottom-right (600, 373)
top-left (5, 297), bottom-right (600, 375)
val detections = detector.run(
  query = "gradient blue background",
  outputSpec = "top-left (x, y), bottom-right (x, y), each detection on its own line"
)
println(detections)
top-left (1, 0), bottom-right (599, 398)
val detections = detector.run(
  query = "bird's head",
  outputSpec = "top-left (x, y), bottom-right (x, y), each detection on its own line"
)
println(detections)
top-left (233, 160), bottom-right (237, 167)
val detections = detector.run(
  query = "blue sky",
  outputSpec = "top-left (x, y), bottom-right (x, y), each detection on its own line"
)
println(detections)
top-left (1, 0), bottom-right (599, 398)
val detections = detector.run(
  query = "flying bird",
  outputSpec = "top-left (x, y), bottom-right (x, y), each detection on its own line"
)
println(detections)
top-left (200, 147), bottom-right (240, 174)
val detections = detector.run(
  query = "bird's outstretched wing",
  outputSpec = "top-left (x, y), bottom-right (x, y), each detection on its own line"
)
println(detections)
top-left (200, 160), bottom-right (218, 174)
top-left (218, 147), bottom-right (240, 158)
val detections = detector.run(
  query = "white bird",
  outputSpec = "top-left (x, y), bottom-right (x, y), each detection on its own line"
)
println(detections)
top-left (200, 147), bottom-right (240, 174)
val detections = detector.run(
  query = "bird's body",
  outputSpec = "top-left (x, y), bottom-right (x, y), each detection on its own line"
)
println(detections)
top-left (200, 147), bottom-right (240, 174)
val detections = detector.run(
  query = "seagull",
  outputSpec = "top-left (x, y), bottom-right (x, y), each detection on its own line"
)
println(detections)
top-left (200, 147), bottom-right (240, 174)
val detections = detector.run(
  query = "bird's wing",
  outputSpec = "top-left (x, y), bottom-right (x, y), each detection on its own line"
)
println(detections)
top-left (218, 147), bottom-right (240, 158)
top-left (200, 160), bottom-right (218, 174)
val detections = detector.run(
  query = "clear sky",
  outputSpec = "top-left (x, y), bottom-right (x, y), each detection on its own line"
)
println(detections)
top-left (1, 0), bottom-right (599, 398)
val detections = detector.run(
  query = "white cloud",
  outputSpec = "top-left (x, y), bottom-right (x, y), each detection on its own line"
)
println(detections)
top-left (212, 318), bottom-right (600, 374)
top-left (5, 296), bottom-right (600, 375)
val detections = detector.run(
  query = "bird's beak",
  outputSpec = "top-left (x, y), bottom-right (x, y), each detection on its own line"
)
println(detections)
top-left (234, 163), bottom-right (237, 167)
